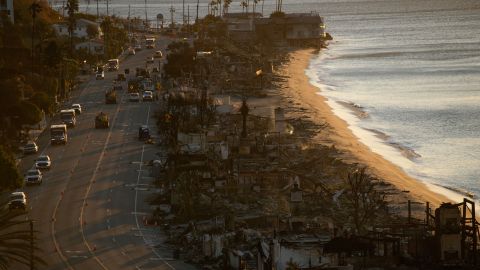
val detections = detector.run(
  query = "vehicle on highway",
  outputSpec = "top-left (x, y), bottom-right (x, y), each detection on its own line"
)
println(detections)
top-left (142, 78), bottom-right (154, 91)
top-left (138, 125), bottom-right (150, 140)
top-left (154, 50), bottom-right (163, 58)
top-left (25, 169), bottom-right (42, 185)
top-left (146, 56), bottom-right (154, 63)
top-left (71, 103), bottom-right (82, 114)
top-left (23, 141), bottom-right (38, 154)
top-left (95, 112), bottom-right (109, 128)
top-left (145, 37), bottom-right (155, 49)
top-left (128, 47), bottom-right (136, 55)
top-left (117, 73), bottom-right (126, 81)
top-left (134, 44), bottom-right (142, 51)
top-left (107, 58), bottom-right (120, 71)
top-left (50, 124), bottom-right (68, 145)
top-left (129, 92), bottom-right (140, 102)
top-left (105, 89), bottom-right (117, 104)
top-left (60, 109), bottom-right (76, 127)
top-left (96, 70), bottom-right (105, 80)
top-left (35, 155), bottom-right (51, 170)
top-left (142, 91), bottom-right (154, 101)
top-left (8, 192), bottom-right (27, 211)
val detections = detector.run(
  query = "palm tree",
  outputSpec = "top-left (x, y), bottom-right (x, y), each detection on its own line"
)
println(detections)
top-left (0, 205), bottom-right (45, 269)
top-left (223, 0), bottom-right (232, 15)
top-left (240, 0), bottom-right (247, 14)
top-left (66, 0), bottom-right (79, 56)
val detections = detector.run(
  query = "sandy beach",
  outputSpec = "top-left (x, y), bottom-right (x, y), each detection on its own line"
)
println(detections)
top-left (280, 49), bottom-right (451, 209)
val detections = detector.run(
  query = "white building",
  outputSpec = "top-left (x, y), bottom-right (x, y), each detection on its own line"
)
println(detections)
top-left (53, 18), bottom-right (102, 39)
top-left (0, 0), bottom-right (14, 23)
top-left (75, 39), bottom-right (104, 55)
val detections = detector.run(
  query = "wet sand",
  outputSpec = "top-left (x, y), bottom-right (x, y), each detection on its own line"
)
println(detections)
top-left (281, 49), bottom-right (451, 208)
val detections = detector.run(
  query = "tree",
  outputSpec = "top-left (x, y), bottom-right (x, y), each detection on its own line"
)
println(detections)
top-left (0, 204), bottom-right (46, 269)
top-left (342, 167), bottom-right (387, 233)
top-left (0, 147), bottom-right (22, 192)
top-left (223, 0), bottom-right (232, 15)
top-left (66, 0), bottom-right (79, 56)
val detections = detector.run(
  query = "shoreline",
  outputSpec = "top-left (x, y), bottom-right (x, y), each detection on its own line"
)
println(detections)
top-left (281, 48), bottom-right (451, 208)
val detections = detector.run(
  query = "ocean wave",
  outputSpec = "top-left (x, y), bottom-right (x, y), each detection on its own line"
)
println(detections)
top-left (364, 128), bottom-right (422, 161)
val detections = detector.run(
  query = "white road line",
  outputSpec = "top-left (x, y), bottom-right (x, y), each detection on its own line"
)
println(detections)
top-left (134, 104), bottom-right (176, 269)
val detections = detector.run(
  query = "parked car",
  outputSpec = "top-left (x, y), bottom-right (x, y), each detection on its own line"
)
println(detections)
top-left (71, 103), bottom-right (82, 114)
top-left (142, 91), bottom-right (154, 101)
top-left (128, 47), bottom-right (136, 55)
top-left (25, 169), bottom-right (42, 185)
top-left (129, 92), bottom-right (140, 102)
top-left (146, 56), bottom-right (154, 64)
top-left (35, 155), bottom-right (51, 170)
top-left (23, 142), bottom-right (38, 155)
top-left (8, 192), bottom-right (27, 211)
top-left (152, 67), bottom-right (159, 73)
top-left (134, 44), bottom-right (142, 51)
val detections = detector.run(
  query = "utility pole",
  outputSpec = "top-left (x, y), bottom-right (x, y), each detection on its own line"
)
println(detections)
top-left (144, 0), bottom-right (148, 28)
top-left (169, 5), bottom-right (175, 28)
top-left (106, 0), bottom-right (109, 17)
top-left (196, 0), bottom-right (199, 23)
top-left (182, 0), bottom-right (185, 26)
top-left (96, 0), bottom-right (99, 19)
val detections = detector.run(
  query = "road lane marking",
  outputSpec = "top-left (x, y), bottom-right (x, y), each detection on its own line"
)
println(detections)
top-left (134, 104), bottom-right (176, 269)
top-left (78, 80), bottom-right (124, 270)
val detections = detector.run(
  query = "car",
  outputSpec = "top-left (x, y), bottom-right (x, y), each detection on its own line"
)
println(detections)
top-left (154, 50), bottom-right (163, 58)
top-left (142, 91), bottom-right (154, 101)
top-left (152, 67), bottom-right (159, 73)
top-left (138, 125), bottom-right (150, 140)
top-left (25, 169), bottom-right (42, 185)
top-left (129, 92), bottom-right (140, 102)
top-left (146, 56), bottom-right (154, 64)
top-left (134, 44), bottom-right (142, 51)
top-left (128, 47), bottom-right (136, 55)
top-left (8, 192), bottom-right (27, 211)
top-left (23, 142), bottom-right (38, 155)
top-left (96, 71), bottom-right (105, 80)
top-left (35, 155), bottom-right (51, 170)
top-left (71, 103), bottom-right (82, 114)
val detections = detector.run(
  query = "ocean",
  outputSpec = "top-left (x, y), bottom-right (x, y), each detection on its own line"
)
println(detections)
top-left (73, 0), bottom-right (480, 199)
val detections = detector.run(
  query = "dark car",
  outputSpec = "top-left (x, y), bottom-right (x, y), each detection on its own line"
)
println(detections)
top-left (117, 73), bottom-right (126, 81)
top-left (138, 125), bottom-right (150, 140)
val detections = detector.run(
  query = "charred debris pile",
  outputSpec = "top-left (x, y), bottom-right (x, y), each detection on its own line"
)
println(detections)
top-left (140, 20), bottom-right (479, 270)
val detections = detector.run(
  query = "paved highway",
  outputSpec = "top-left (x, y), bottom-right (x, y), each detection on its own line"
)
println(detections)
top-left (16, 36), bottom-right (196, 270)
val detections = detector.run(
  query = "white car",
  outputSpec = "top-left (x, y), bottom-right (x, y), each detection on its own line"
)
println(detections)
top-left (154, 50), bottom-right (163, 58)
top-left (25, 169), bottom-right (42, 185)
top-left (35, 155), bottom-right (51, 170)
top-left (96, 71), bottom-right (105, 80)
top-left (128, 47), bottom-right (136, 55)
top-left (142, 91), bottom-right (154, 101)
top-left (129, 92), bottom-right (140, 102)
top-left (23, 142), bottom-right (38, 155)
top-left (8, 192), bottom-right (27, 210)
top-left (71, 103), bottom-right (82, 114)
